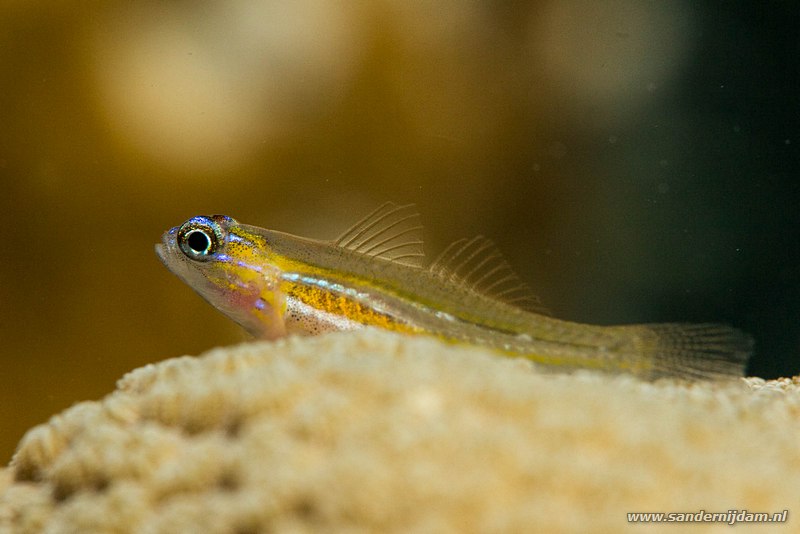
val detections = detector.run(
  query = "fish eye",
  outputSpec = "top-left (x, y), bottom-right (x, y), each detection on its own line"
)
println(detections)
top-left (185, 230), bottom-right (212, 254)
top-left (177, 217), bottom-right (224, 261)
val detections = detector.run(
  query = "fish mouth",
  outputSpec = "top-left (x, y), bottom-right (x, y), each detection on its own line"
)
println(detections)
top-left (155, 226), bottom-right (178, 266)
top-left (154, 243), bottom-right (167, 263)
top-left (155, 227), bottom-right (178, 264)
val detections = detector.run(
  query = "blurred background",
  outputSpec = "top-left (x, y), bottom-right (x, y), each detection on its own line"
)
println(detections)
top-left (1, 1), bottom-right (797, 462)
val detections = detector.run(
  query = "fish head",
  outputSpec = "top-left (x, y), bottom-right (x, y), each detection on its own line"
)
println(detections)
top-left (156, 215), bottom-right (287, 339)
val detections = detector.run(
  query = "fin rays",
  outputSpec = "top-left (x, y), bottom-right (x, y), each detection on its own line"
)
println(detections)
top-left (336, 202), bottom-right (546, 312)
top-left (640, 323), bottom-right (753, 380)
top-left (335, 202), bottom-right (425, 268)
top-left (430, 235), bottom-right (547, 313)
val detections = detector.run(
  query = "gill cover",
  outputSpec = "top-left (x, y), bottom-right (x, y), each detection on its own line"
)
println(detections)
top-left (157, 214), bottom-right (287, 339)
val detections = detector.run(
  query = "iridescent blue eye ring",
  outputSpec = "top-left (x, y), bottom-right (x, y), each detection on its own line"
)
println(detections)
top-left (177, 216), bottom-right (224, 261)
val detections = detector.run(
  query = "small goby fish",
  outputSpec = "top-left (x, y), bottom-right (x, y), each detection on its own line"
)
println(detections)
top-left (156, 203), bottom-right (752, 380)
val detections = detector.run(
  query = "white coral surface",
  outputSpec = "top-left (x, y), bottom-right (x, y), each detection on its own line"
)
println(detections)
top-left (1, 330), bottom-right (798, 533)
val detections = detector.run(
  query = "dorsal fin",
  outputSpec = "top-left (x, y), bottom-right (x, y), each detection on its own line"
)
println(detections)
top-left (429, 235), bottom-right (548, 313)
top-left (334, 202), bottom-right (425, 268)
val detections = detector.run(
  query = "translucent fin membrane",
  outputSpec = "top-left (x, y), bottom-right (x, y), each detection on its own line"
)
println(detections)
top-left (430, 235), bottom-right (547, 313)
top-left (634, 323), bottom-right (753, 380)
top-left (334, 203), bottom-right (425, 268)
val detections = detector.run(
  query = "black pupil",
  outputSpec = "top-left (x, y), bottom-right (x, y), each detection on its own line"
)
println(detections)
top-left (187, 230), bottom-right (211, 254)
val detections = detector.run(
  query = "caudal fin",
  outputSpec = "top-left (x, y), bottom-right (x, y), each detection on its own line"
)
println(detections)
top-left (629, 323), bottom-right (753, 380)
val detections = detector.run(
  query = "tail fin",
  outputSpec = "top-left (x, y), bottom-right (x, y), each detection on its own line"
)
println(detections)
top-left (624, 323), bottom-right (753, 380)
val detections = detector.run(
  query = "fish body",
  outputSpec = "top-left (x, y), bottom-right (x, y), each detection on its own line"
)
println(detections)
top-left (156, 204), bottom-right (752, 380)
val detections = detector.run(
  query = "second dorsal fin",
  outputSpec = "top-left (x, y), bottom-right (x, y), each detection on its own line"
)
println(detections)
top-left (429, 235), bottom-right (548, 313)
top-left (334, 202), bottom-right (425, 268)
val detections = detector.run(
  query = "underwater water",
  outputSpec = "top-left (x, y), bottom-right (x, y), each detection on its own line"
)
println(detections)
top-left (0, 0), bottom-right (797, 462)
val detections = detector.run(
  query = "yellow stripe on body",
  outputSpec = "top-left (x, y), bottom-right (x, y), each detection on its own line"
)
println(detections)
top-left (269, 252), bottom-right (424, 333)
top-left (280, 280), bottom-right (417, 333)
top-left (270, 254), bottom-right (651, 373)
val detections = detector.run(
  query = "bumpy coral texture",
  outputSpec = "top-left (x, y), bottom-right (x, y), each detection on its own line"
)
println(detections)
top-left (1, 330), bottom-right (799, 533)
